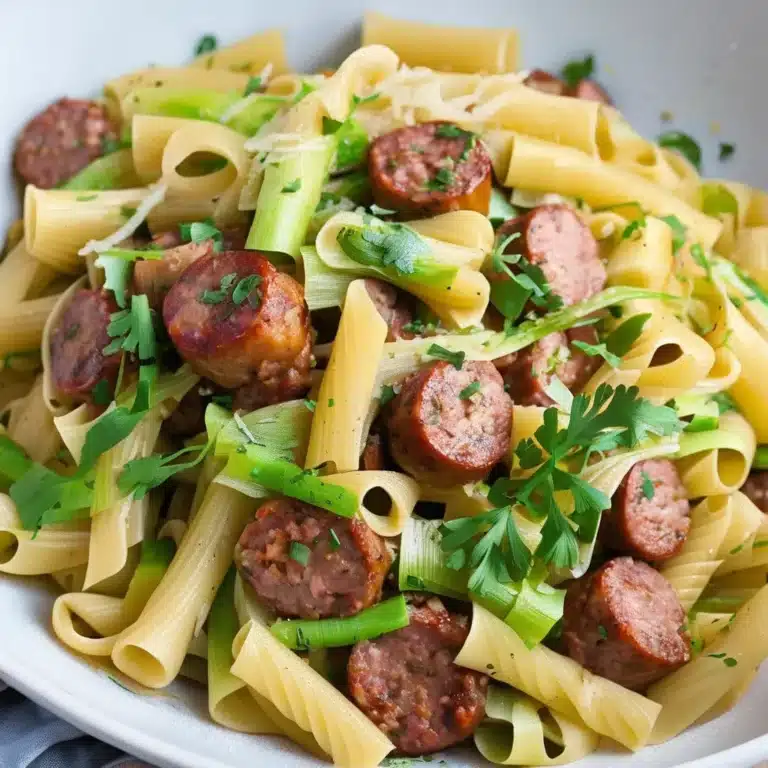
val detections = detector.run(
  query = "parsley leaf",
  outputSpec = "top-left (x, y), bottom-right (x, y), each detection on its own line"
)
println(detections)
top-left (459, 381), bottom-right (481, 399)
top-left (640, 470), bottom-right (656, 500)
top-left (92, 379), bottom-right (113, 407)
top-left (690, 244), bottom-right (712, 280)
top-left (350, 92), bottom-right (380, 109)
top-left (198, 272), bottom-right (238, 305)
top-left (622, 215), bottom-right (647, 240)
top-left (571, 339), bottom-right (621, 368)
top-left (658, 130), bottom-right (702, 171)
top-left (194, 35), bottom-right (217, 57)
top-left (281, 179), bottom-right (302, 194)
top-left (95, 254), bottom-right (132, 308)
top-left (244, 76), bottom-right (262, 96)
top-left (329, 529), bottom-right (341, 550)
top-left (426, 344), bottom-right (465, 370)
top-left (711, 392), bottom-right (737, 415)
top-left (605, 313), bottom-right (652, 357)
top-left (179, 219), bottom-right (223, 252)
top-left (426, 167), bottom-right (455, 191)
top-left (231, 274), bottom-right (262, 307)
top-left (289, 541), bottom-right (311, 565)
top-left (379, 384), bottom-right (398, 406)
top-left (118, 441), bottom-right (213, 500)
top-left (303, 399), bottom-right (316, 412)
top-left (561, 54), bottom-right (595, 88)
top-left (104, 294), bottom-right (156, 361)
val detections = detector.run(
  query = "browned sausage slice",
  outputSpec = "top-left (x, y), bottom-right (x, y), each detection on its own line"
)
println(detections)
top-left (524, 69), bottom-right (566, 96)
top-left (496, 326), bottom-right (602, 407)
top-left (134, 241), bottom-right (213, 310)
top-left (497, 204), bottom-right (605, 308)
top-left (360, 430), bottom-right (387, 471)
top-left (50, 289), bottom-right (121, 403)
top-left (15, 98), bottom-right (118, 189)
top-left (388, 361), bottom-right (513, 487)
top-left (235, 498), bottom-right (391, 619)
top-left (348, 599), bottom-right (488, 755)
top-left (163, 250), bottom-right (312, 408)
top-left (565, 79), bottom-right (613, 105)
top-left (601, 459), bottom-right (691, 562)
top-left (368, 121), bottom-right (492, 217)
top-left (562, 557), bottom-right (690, 691)
top-left (741, 472), bottom-right (768, 514)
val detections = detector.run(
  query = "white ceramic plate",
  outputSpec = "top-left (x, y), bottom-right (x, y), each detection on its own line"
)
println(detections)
top-left (1, 1), bottom-right (767, 766)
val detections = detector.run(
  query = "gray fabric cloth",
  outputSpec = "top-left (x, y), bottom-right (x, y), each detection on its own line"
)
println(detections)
top-left (0, 680), bottom-right (134, 768)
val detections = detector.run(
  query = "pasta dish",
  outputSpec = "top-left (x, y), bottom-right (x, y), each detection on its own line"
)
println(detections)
top-left (2, 11), bottom-right (768, 767)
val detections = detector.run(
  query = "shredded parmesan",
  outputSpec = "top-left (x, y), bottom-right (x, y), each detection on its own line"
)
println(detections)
top-left (78, 183), bottom-right (168, 256)
top-left (219, 62), bottom-right (276, 125)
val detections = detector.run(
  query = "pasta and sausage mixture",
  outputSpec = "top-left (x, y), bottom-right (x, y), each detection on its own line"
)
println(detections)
top-left (2, 12), bottom-right (768, 767)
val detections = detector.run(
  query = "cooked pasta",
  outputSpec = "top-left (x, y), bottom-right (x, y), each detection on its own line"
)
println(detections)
top-left (3, 18), bottom-right (768, 768)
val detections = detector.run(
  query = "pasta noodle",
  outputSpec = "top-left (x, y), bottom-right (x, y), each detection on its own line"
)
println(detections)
top-left (456, 603), bottom-right (662, 750)
top-left (190, 29), bottom-right (289, 75)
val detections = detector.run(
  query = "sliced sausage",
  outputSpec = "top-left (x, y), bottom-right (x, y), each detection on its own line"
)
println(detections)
top-left (524, 69), bottom-right (566, 96)
top-left (133, 241), bottom-right (213, 310)
top-left (562, 557), bottom-right (690, 691)
top-left (163, 250), bottom-right (312, 408)
top-left (601, 460), bottom-right (691, 562)
top-left (235, 498), bottom-right (391, 619)
top-left (496, 326), bottom-right (602, 407)
top-left (50, 289), bottom-right (121, 403)
top-left (524, 70), bottom-right (613, 105)
top-left (364, 278), bottom-right (414, 341)
top-left (741, 472), bottom-right (768, 514)
top-left (497, 204), bottom-right (605, 308)
top-left (565, 79), bottom-right (613, 105)
top-left (368, 121), bottom-right (492, 217)
top-left (348, 599), bottom-right (488, 755)
top-left (150, 225), bottom-right (248, 251)
top-left (15, 98), bottom-right (118, 189)
top-left (388, 361), bottom-right (513, 487)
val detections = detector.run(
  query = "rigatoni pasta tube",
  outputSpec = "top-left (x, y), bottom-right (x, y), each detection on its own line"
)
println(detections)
top-left (605, 216), bottom-right (674, 291)
top-left (495, 133), bottom-right (722, 250)
top-left (0, 494), bottom-right (90, 576)
top-left (7, 374), bottom-right (60, 464)
top-left (648, 584), bottom-right (768, 742)
top-left (455, 604), bottom-right (661, 750)
top-left (131, 114), bottom-right (197, 183)
top-left (111, 485), bottom-right (253, 688)
top-left (0, 240), bottom-right (57, 303)
top-left (231, 619), bottom-right (394, 768)
top-left (305, 280), bottom-right (388, 472)
top-left (190, 29), bottom-right (288, 75)
top-left (0, 293), bottom-right (60, 358)
top-left (24, 186), bottom-right (158, 273)
top-left (362, 11), bottom-right (518, 73)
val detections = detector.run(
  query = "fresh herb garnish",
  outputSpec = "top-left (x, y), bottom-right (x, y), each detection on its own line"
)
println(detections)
top-left (329, 529), bottom-right (341, 550)
top-left (426, 344), bottom-right (465, 370)
top-left (194, 35), bottom-right (217, 57)
top-left (379, 384), bottom-right (398, 406)
top-left (426, 167), bottom-right (455, 191)
top-left (120, 205), bottom-right (137, 219)
top-left (76, 194), bottom-right (98, 202)
top-left (711, 392), bottom-right (737, 415)
top-left (561, 54), bottom-right (595, 87)
top-left (597, 624), bottom-right (608, 639)
top-left (622, 215), bottom-right (647, 240)
top-left (459, 381), bottom-right (481, 400)
top-left (244, 76), bottom-right (262, 96)
top-left (701, 184), bottom-right (739, 218)
top-left (91, 379), bottom-right (113, 407)
top-left (198, 272), bottom-right (238, 305)
top-left (350, 92), bottom-right (380, 109)
top-left (231, 274), bottom-right (262, 307)
top-left (281, 178), bottom-right (302, 194)
top-left (289, 541), bottom-right (312, 566)
top-left (640, 470), bottom-right (655, 500)
top-left (103, 295), bottom-right (156, 360)
top-left (440, 384), bottom-right (683, 588)
top-left (328, 398), bottom-right (335, 408)
top-left (212, 393), bottom-right (233, 409)
top-left (658, 130), bottom-right (702, 171)
top-left (719, 143), bottom-right (735, 162)
top-left (690, 244), bottom-right (712, 280)
top-left (179, 219), bottom-right (223, 252)
top-left (572, 313), bottom-right (650, 369)
top-left (303, 399), bottom-right (317, 412)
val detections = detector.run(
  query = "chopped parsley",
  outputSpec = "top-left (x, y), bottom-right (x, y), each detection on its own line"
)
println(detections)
top-left (231, 274), bottom-right (262, 307)
top-left (426, 344), bottom-right (465, 370)
top-left (64, 323), bottom-right (80, 341)
top-left (690, 637), bottom-right (704, 654)
top-left (379, 384), bottom-right (398, 406)
top-left (91, 379), bottom-right (113, 407)
top-left (337, 220), bottom-right (429, 277)
top-left (459, 381), bottom-right (482, 400)
top-left (561, 54), bottom-right (594, 87)
top-left (244, 76), bottom-right (263, 96)
top-left (622, 215), bottom-right (647, 240)
top-left (289, 541), bottom-right (311, 566)
top-left (719, 142), bottom-right (735, 162)
top-left (328, 398), bottom-right (335, 408)
top-left (303, 399), bottom-right (317, 412)
top-left (76, 194), bottom-right (98, 202)
top-left (405, 575), bottom-right (426, 589)
top-left (103, 295), bottom-right (156, 360)
top-left (597, 624), bottom-right (608, 639)
top-left (329, 529), bottom-right (341, 550)
top-left (179, 219), bottom-right (223, 251)
top-left (350, 92), bottom-right (380, 109)
top-left (701, 184), bottom-right (739, 218)
top-left (281, 179), bottom-right (302, 194)
top-left (640, 470), bottom-right (655, 500)
top-left (198, 272), bottom-right (238, 305)
top-left (572, 313), bottom-right (650, 369)
top-left (658, 130), bottom-right (702, 171)
top-left (425, 167), bottom-right (455, 192)
top-left (194, 35), bottom-right (217, 57)
top-left (659, 215), bottom-right (687, 254)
